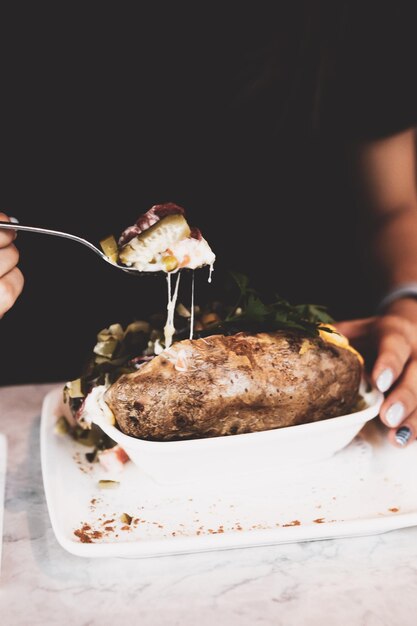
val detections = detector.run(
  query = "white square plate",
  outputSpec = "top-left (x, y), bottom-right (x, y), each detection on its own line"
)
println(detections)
top-left (41, 387), bottom-right (417, 558)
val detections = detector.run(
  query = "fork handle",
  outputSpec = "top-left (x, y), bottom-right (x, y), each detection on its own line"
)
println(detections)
top-left (0, 220), bottom-right (103, 256)
top-left (0, 220), bottom-right (80, 238)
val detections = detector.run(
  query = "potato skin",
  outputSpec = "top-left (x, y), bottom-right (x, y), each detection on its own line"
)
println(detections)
top-left (105, 331), bottom-right (362, 441)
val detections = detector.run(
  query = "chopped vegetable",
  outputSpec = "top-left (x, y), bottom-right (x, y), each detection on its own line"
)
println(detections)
top-left (65, 378), bottom-right (84, 399)
top-left (72, 425), bottom-right (104, 448)
top-left (98, 445), bottom-right (129, 472)
top-left (99, 235), bottom-right (119, 263)
top-left (85, 450), bottom-right (98, 463)
top-left (98, 480), bottom-right (120, 489)
top-left (54, 415), bottom-right (70, 436)
top-left (176, 303), bottom-right (191, 318)
top-left (120, 513), bottom-right (133, 525)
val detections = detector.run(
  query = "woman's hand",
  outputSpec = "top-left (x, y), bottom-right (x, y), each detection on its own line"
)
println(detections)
top-left (335, 299), bottom-right (417, 448)
top-left (0, 213), bottom-right (24, 317)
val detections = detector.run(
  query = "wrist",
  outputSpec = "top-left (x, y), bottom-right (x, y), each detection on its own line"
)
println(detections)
top-left (383, 297), bottom-right (417, 325)
top-left (377, 282), bottom-right (417, 314)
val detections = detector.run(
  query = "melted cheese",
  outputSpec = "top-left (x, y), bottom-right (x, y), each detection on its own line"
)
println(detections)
top-left (319, 325), bottom-right (364, 364)
top-left (299, 339), bottom-right (313, 355)
top-left (189, 271), bottom-right (195, 340)
top-left (164, 272), bottom-right (181, 349)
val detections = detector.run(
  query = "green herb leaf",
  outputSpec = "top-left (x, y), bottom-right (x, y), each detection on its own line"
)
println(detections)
top-left (225, 271), bottom-right (334, 337)
top-left (244, 294), bottom-right (271, 321)
top-left (228, 270), bottom-right (250, 295)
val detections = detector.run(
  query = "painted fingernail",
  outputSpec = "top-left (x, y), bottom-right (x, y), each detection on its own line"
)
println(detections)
top-left (395, 426), bottom-right (412, 447)
top-left (376, 369), bottom-right (394, 393)
top-left (385, 401), bottom-right (405, 427)
top-left (9, 216), bottom-right (19, 224)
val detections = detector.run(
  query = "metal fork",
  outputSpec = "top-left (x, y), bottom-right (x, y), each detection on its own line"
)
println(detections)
top-left (0, 220), bottom-right (142, 275)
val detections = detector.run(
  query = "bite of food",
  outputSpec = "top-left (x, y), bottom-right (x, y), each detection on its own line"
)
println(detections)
top-left (100, 203), bottom-right (215, 275)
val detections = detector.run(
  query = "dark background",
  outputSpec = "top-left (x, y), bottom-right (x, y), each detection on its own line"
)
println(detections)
top-left (0, 3), bottom-right (416, 385)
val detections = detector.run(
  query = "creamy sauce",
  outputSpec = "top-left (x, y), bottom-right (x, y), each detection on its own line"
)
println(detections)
top-left (164, 263), bottom-right (212, 348)
top-left (189, 271), bottom-right (195, 340)
top-left (82, 385), bottom-right (116, 426)
top-left (208, 262), bottom-right (214, 284)
top-left (164, 272), bottom-right (181, 348)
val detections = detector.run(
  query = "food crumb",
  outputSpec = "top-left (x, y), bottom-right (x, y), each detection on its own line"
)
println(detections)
top-left (120, 513), bottom-right (133, 525)
top-left (283, 520), bottom-right (301, 527)
top-left (74, 523), bottom-right (103, 543)
top-left (389, 507), bottom-right (400, 513)
top-left (313, 518), bottom-right (325, 524)
top-left (98, 480), bottom-right (120, 489)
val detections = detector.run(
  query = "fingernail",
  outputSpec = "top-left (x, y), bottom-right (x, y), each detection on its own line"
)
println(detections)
top-left (9, 216), bottom-right (19, 224)
top-left (385, 401), bottom-right (405, 427)
top-left (376, 369), bottom-right (394, 393)
top-left (395, 426), bottom-right (412, 447)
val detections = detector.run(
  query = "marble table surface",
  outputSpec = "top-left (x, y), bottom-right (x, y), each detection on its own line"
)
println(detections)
top-left (1, 383), bottom-right (417, 626)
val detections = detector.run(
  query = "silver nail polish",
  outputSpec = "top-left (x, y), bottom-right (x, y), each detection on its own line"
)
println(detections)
top-left (395, 426), bottom-right (412, 447)
top-left (385, 402), bottom-right (405, 427)
top-left (376, 369), bottom-right (394, 393)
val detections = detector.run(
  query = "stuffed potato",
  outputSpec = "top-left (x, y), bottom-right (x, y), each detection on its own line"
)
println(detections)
top-left (104, 329), bottom-right (362, 441)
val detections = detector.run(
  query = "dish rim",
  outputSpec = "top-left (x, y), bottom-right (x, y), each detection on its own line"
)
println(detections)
top-left (94, 383), bottom-right (384, 449)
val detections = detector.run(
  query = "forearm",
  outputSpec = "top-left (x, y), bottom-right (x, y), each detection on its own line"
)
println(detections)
top-left (370, 203), bottom-right (417, 291)
top-left (353, 128), bottom-right (417, 298)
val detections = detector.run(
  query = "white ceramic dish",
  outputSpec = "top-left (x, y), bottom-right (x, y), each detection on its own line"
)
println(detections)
top-left (86, 382), bottom-right (383, 484)
top-left (41, 387), bottom-right (417, 558)
top-left (86, 385), bottom-right (383, 484)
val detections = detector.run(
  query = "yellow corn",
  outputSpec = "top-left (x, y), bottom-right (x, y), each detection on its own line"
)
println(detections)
top-left (162, 255), bottom-right (178, 272)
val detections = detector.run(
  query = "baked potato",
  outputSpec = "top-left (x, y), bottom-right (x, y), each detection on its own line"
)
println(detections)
top-left (104, 329), bottom-right (362, 441)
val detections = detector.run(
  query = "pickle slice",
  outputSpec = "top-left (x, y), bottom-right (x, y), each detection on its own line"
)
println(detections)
top-left (119, 214), bottom-right (191, 267)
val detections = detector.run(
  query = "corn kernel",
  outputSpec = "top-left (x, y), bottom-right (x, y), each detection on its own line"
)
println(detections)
top-left (162, 255), bottom-right (178, 272)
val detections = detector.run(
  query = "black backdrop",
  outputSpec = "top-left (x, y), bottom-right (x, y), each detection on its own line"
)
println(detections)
top-left (1, 4), bottom-right (415, 385)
